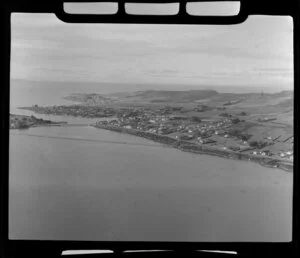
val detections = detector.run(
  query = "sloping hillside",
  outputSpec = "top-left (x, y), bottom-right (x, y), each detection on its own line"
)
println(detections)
top-left (124, 90), bottom-right (219, 103)
top-left (64, 89), bottom-right (293, 108)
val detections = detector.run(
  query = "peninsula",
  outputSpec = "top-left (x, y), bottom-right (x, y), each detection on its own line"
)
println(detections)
top-left (10, 114), bottom-right (67, 129)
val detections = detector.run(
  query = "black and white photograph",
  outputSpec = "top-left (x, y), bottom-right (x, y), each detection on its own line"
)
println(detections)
top-left (8, 2), bottom-right (294, 244)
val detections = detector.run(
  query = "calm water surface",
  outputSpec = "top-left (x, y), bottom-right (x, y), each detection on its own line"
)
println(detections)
top-left (9, 126), bottom-right (293, 242)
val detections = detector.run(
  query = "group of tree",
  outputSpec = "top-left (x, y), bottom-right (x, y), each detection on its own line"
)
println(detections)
top-left (231, 118), bottom-right (241, 124)
top-left (249, 140), bottom-right (269, 149)
top-left (17, 121), bottom-right (30, 129)
top-left (191, 116), bottom-right (202, 123)
top-left (228, 129), bottom-right (251, 141)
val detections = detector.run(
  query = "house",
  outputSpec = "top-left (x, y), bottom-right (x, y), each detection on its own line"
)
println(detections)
top-left (258, 117), bottom-right (277, 122)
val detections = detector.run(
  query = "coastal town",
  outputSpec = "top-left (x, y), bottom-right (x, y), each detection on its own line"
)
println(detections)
top-left (92, 105), bottom-right (293, 168)
top-left (18, 104), bottom-right (117, 118)
top-left (17, 90), bottom-right (294, 172)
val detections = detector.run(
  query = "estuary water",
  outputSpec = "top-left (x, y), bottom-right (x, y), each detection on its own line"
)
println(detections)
top-left (9, 125), bottom-right (293, 242)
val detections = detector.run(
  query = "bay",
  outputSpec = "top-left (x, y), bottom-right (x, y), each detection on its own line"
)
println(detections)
top-left (9, 126), bottom-right (293, 242)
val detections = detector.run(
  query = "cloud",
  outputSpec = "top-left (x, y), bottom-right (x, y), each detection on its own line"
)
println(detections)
top-left (10, 13), bottom-right (294, 91)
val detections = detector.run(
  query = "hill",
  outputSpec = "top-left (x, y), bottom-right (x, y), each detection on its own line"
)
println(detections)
top-left (64, 89), bottom-right (293, 108)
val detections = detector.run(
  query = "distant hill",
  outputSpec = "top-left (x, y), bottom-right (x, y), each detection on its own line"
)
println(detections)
top-left (64, 93), bottom-right (111, 103)
top-left (132, 90), bottom-right (218, 103)
top-left (64, 89), bottom-right (293, 107)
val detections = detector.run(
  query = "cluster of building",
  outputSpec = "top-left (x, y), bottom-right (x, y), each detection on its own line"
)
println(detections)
top-left (251, 149), bottom-right (293, 160)
top-left (97, 107), bottom-right (239, 146)
top-left (20, 103), bottom-right (293, 162)
top-left (22, 104), bottom-right (117, 118)
top-left (250, 134), bottom-right (294, 160)
top-left (96, 106), bottom-right (294, 162)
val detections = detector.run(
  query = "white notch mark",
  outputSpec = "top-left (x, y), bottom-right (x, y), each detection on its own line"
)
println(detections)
top-left (125, 3), bottom-right (179, 15)
top-left (62, 250), bottom-right (114, 255)
top-left (63, 2), bottom-right (118, 15)
top-left (186, 1), bottom-right (241, 16)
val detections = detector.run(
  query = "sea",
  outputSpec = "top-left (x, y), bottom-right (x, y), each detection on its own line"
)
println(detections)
top-left (9, 79), bottom-right (293, 242)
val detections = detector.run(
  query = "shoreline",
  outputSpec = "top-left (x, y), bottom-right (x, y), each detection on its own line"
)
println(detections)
top-left (10, 110), bottom-right (293, 173)
top-left (9, 123), bottom-right (68, 130)
top-left (92, 124), bottom-right (293, 173)
top-left (10, 113), bottom-right (68, 130)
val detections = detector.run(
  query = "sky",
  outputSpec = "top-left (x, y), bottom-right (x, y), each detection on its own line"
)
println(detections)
top-left (10, 8), bottom-right (293, 93)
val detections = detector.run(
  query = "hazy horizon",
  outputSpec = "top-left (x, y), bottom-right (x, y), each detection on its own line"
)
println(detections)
top-left (11, 13), bottom-right (293, 94)
top-left (11, 78), bottom-right (293, 95)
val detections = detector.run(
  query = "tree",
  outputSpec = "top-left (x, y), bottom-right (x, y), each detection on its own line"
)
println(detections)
top-left (249, 141), bottom-right (258, 148)
top-left (240, 134), bottom-right (251, 141)
top-left (231, 118), bottom-right (241, 124)
top-left (249, 140), bottom-right (268, 149)
top-left (18, 121), bottom-right (29, 129)
top-left (191, 116), bottom-right (202, 123)
top-left (240, 111), bottom-right (247, 116)
top-left (228, 129), bottom-right (251, 141)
